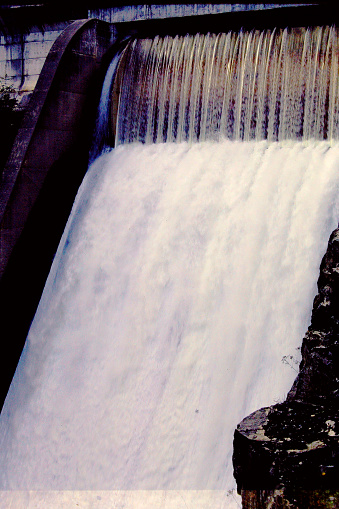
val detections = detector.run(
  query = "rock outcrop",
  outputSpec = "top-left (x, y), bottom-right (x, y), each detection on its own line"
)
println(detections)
top-left (233, 228), bottom-right (339, 506)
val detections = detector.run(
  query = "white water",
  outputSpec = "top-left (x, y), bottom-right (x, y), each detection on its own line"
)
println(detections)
top-left (1, 139), bottom-right (339, 497)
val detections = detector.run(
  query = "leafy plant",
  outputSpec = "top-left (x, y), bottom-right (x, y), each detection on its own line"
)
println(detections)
top-left (0, 82), bottom-right (18, 111)
top-left (0, 80), bottom-right (23, 175)
top-left (282, 354), bottom-right (299, 372)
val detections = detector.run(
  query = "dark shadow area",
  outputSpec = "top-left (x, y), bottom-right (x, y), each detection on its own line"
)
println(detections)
top-left (0, 142), bottom-right (92, 409)
top-left (0, 87), bottom-right (24, 179)
top-left (0, 29), bottom-right (110, 409)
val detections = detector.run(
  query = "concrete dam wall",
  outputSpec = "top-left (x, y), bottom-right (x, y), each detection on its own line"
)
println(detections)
top-left (1, 4), bottom-right (292, 98)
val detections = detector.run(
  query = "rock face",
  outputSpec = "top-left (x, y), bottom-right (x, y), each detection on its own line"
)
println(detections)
top-left (287, 228), bottom-right (339, 406)
top-left (233, 228), bottom-right (339, 504)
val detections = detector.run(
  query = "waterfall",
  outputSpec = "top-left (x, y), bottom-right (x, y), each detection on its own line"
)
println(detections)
top-left (115, 27), bottom-right (339, 145)
top-left (89, 41), bottom-right (129, 163)
top-left (1, 25), bottom-right (339, 507)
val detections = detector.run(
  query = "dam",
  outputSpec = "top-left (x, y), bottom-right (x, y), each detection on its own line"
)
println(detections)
top-left (0, 3), bottom-right (338, 508)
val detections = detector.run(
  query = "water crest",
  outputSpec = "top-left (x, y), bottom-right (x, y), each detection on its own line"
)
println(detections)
top-left (114, 26), bottom-right (339, 145)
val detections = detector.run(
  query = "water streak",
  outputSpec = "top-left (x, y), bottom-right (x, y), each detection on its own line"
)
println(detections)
top-left (89, 45), bottom-right (128, 163)
top-left (115, 27), bottom-right (339, 145)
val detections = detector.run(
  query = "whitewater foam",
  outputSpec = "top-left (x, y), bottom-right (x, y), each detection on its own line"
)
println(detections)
top-left (1, 139), bottom-right (338, 493)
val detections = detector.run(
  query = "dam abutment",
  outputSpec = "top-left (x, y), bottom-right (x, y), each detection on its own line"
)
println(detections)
top-left (0, 17), bottom-right (115, 409)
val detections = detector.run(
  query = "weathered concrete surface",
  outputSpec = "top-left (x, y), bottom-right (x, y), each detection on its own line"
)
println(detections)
top-left (89, 3), bottom-right (292, 24)
top-left (233, 229), bottom-right (339, 505)
top-left (0, 18), bottom-right (115, 409)
top-left (0, 18), bottom-right (114, 277)
top-left (0, 23), bottom-right (69, 96)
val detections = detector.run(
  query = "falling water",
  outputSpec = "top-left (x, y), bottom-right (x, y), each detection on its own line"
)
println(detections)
top-left (1, 25), bottom-right (339, 508)
top-left (115, 26), bottom-right (339, 144)
top-left (88, 51), bottom-right (121, 163)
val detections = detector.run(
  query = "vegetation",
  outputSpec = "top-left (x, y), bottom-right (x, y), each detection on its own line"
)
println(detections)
top-left (0, 82), bottom-right (23, 175)
top-left (0, 83), bottom-right (17, 111)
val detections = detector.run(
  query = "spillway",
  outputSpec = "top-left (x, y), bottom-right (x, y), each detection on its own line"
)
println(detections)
top-left (1, 25), bottom-right (339, 505)
top-left (115, 27), bottom-right (339, 144)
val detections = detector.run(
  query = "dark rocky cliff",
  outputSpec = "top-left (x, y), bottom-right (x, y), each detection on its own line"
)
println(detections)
top-left (233, 228), bottom-right (339, 507)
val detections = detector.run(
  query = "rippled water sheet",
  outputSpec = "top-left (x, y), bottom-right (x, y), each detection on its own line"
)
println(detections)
top-left (115, 27), bottom-right (339, 144)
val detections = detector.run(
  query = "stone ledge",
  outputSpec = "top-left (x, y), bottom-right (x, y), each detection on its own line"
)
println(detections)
top-left (234, 403), bottom-right (339, 491)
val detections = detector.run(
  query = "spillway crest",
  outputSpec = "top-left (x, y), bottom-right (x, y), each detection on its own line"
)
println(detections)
top-left (115, 26), bottom-right (339, 144)
top-left (1, 25), bottom-right (339, 505)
